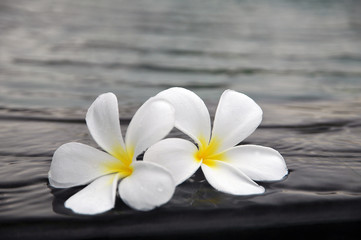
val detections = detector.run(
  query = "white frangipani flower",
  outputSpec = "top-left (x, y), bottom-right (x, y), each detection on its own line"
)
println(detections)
top-left (49, 93), bottom-right (176, 214)
top-left (144, 87), bottom-right (288, 195)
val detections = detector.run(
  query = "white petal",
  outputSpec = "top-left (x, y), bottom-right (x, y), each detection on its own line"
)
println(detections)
top-left (49, 142), bottom-right (121, 188)
top-left (143, 138), bottom-right (201, 185)
top-left (211, 90), bottom-right (262, 152)
top-left (201, 160), bottom-right (265, 195)
top-left (125, 98), bottom-right (175, 158)
top-left (118, 161), bottom-right (175, 211)
top-left (156, 87), bottom-right (211, 145)
top-left (224, 145), bottom-right (288, 181)
top-left (65, 174), bottom-right (119, 215)
top-left (86, 92), bottom-right (126, 157)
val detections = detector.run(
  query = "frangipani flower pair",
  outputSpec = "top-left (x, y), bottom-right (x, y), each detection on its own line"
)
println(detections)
top-left (49, 87), bottom-right (287, 215)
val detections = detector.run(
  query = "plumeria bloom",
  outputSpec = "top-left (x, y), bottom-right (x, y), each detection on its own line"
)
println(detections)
top-left (49, 93), bottom-right (176, 214)
top-left (144, 87), bottom-right (288, 195)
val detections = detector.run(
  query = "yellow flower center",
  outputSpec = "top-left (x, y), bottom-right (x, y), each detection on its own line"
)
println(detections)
top-left (195, 136), bottom-right (226, 168)
top-left (103, 145), bottom-right (134, 177)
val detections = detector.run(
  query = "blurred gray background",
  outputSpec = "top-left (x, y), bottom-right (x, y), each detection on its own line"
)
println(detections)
top-left (0, 0), bottom-right (360, 117)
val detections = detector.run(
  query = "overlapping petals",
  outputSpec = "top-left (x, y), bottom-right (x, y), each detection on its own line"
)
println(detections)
top-left (145, 87), bottom-right (288, 195)
top-left (144, 138), bottom-right (201, 185)
top-left (119, 161), bottom-right (175, 211)
top-left (156, 87), bottom-right (211, 145)
top-left (125, 99), bottom-right (176, 158)
top-left (49, 93), bottom-right (176, 214)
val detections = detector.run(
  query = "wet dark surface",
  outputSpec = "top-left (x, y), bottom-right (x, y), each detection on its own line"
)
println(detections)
top-left (0, 0), bottom-right (361, 239)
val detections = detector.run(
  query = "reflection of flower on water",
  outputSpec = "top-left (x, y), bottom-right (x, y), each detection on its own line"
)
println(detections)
top-left (49, 93), bottom-right (176, 214)
top-left (145, 87), bottom-right (288, 195)
top-left (49, 88), bottom-right (288, 215)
